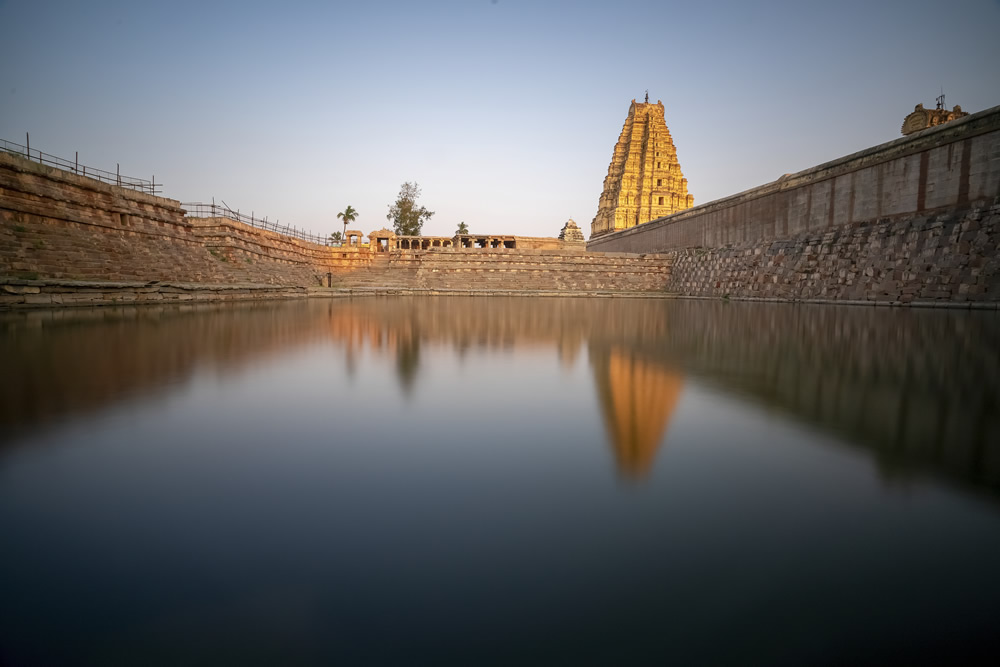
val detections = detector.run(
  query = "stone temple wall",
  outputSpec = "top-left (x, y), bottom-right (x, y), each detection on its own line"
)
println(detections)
top-left (667, 200), bottom-right (998, 303)
top-left (588, 105), bottom-right (1000, 304)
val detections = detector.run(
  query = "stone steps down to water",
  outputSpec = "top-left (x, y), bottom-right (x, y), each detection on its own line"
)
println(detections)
top-left (335, 249), bottom-right (673, 292)
top-left (2, 151), bottom-right (674, 296)
top-left (0, 278), bottom-right (308, 308)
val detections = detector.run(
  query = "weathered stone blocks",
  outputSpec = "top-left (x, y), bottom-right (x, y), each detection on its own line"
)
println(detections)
top-left (663, 200), bottom-right (999, 303)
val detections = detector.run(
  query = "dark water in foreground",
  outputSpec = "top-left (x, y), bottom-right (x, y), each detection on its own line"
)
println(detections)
top-left (1, 297), bottom-right (999, 666)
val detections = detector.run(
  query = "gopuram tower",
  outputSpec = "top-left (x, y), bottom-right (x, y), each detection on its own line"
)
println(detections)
top-left (591, 96), bottom-right (694, 239)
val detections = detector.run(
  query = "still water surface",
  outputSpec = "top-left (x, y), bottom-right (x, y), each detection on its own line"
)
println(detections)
top-left (1, 297), bottom-right (999, 665)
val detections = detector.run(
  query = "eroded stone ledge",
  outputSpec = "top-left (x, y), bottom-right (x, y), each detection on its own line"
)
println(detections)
top-left (0, 278), bottom-right (307, 309)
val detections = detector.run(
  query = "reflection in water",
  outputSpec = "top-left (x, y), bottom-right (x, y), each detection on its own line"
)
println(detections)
top-left (0, 304), bottom-right (330, 438)
top-left (396, 334), bottom-right (421, 394)
top-left (0, 299), bottom-right (682, 479)
top-left (2, 297), bottom-right (999, 665)
top-left (648, 301), bottom-right (1000, 492)
top-left (592, 347), bottom-right (683, 478)
top-left (2, 298), bottom-right (998, 492)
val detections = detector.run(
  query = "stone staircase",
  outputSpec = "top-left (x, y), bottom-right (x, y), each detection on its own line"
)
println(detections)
top-left (335, 253), bottom-right (418, 289)
top-left (332, 249), bottom-right (672, 292)
top-left (1, 147), bottom-right (667, 294)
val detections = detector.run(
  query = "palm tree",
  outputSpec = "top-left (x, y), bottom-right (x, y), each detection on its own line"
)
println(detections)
top-left (337, 205), bottom-right (358, 240)
top-left (456, 221), bottom-right (469, 235)
top-left (329, 231), bottom-right (343, 246)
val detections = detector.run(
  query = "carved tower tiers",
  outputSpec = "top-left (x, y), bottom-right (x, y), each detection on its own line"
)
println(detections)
top-left (591, 99), bottom-right (694, 239)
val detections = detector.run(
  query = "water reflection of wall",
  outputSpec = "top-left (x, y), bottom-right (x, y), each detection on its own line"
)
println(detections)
top-left (0, 303), bottom-right (332, 439)
top-left (1, 299), bottom-right (682, 481)
top-left (3, 298), bottom-right (997, 495)
top-left (635, 301), bottom-right (1000, 493)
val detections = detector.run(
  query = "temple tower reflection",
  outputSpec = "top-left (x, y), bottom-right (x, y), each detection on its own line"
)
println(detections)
top-left (591, 345), bottom-right (684, 478)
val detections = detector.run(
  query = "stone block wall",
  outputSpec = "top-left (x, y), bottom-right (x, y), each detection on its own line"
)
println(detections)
top-left (0, 151), bottom-right (367, 287)
top-left (511, 236), bottom-right (567, 250)
top-left (336, 248), bottom-right (673, 292)
top-left (189, 217), bottom-right (372, 274)
top-left (669, 199), bottom-right (999, 303)
top-left (0, 151), bottom-right (209, 281)
top-left (3, 151), bottom-right (626, 296)
top-left (0, 278), bottom-right (307, 309)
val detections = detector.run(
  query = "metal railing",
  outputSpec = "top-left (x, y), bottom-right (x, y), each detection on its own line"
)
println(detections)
top-left (2, 134), bottom-right (346, 247)
top-left (1, 135), bottom-right (161, 195)
top-left (182, 201), bottom-right (342, 246)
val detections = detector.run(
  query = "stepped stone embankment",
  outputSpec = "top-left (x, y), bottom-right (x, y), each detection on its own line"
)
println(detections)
top-left (0, 151), bottom-right (327, 287)
top-left (10, 100), bottom-right (997, 311)
top-left (335, 249), bottom-right (672, 292)
top-left (667, 199), bottom-right (999, 305)
top-left (0, 150), bottom-right (674, 308)
top-left (0, 278), bottom-right (307, 308)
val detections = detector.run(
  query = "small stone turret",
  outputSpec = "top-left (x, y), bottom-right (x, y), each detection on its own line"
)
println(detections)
top-left (558, 218), bottom-right (585, 245)
top-left (901, 98), bottom-right (969, 135)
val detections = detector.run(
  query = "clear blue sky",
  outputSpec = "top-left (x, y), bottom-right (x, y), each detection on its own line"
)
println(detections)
top-left (2, 0), bottom-right (998, 239)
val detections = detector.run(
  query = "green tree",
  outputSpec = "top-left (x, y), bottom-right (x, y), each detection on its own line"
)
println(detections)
top-left (337, 205), bottom-right (358, 239)
top-left (456, 221), bottom-right (469, 235)
top-left (329, 230), bottom-right (343, 245)
top-left (387, 182), bottom-right (434, 236)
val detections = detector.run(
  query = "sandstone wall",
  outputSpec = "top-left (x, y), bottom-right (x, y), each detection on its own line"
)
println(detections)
top-left (336, 248), bottom-right (673, 292)
top-left (2, 151), bottom-right (645, 298)
top-left (512, 236), bottom-right (569, 250)
top-left (0, 152), bottom-right (353, 287)
top-left (0, 278), bottom-right (307, 309)
top-left (189, 217), bottom-right (372, 273)
top-left (669, 200), bottom-right (998, 303)
top-left (0, 151), bottom-right (205, 281)
top-left (588, 105), bottom-right (1000, 304)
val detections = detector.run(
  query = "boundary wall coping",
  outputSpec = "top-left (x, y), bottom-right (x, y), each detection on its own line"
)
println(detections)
top-left (0, 151), bottom-right (184, 214)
